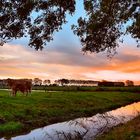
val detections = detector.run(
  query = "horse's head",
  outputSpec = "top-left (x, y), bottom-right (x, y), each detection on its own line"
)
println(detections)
top-left (6, 78), bottom-right (14, 87)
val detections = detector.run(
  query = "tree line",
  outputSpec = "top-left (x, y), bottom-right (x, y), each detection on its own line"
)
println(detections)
top-left (0, 78), bottom-right (134, 87)
top-left (33, 78), bottom-right (134, 86)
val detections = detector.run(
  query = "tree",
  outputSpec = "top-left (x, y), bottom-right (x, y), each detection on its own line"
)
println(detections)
top-left (33, 78), bottom-right (42, 86)
top-left (0, 0), bottom-right (139, 55)
top-left (60, 79), bottom-right (69, 86)
top-left (43, 79), bottom-right (50, 92)
top-left (125, 80), bottom-right (134, 86)
top-left (72, 0), bottom-right (140, 56)
top-left (43, 79), bottom-right (51, 85)
top-left (55, 79), bottom-right (69, 86)
top-left (0, 0), bottom-right (75, 49)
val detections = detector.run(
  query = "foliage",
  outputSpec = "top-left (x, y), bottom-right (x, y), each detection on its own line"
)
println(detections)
top-left (0, 0), bottom-right (75, 49)
top-left (55, 78), bottom-right (69, 86)
top-left (0, 0), bottom-right (140, 54)
top-left (33, 77), bottom-right (42, 85)
top-left (43, 79), bottom-right (51, 85)
top-left (125, 80), bottom-right (134, 86)
top-left (72, 0), bottom-right (140, 56)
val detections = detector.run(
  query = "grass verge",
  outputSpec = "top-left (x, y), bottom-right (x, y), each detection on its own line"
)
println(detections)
top-left (96, 115), bottom-right (140, 140)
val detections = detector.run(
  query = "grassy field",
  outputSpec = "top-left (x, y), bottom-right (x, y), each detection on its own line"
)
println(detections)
top-left (2, 85), bottom-right (140, 92)
top-left (33, 85), bottom-right (140, 92)
top-left (0, 89), bottom-right (140, 137)
top-left (96, 115), bottom-right (140, 140)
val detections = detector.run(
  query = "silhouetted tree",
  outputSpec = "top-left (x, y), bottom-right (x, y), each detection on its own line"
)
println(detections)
top-left (72, 0), bottom-right (140, 56)
top-left (43, 79), bottom-right (50, 92)
top-left (114, 82), bottom-right (125, 87)
top-left (68, 79), bottom-right (98, 86)
top-left (125, 80), bottom-right (134, 86)
top-left (0, 1), bottom-right (139, 55)
top-left (43, 79), bottom-right (51, 85)
top-left (98, 81), bottom-right (114, 87)
top-left (33, 78), bottom-right (42, 86)
top-left (0, 0), bottom-right (75, 49)
top-left (56, 79), bottom-right (69, 86)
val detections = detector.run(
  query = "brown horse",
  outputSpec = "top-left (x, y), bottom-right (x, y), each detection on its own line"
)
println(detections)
top-left (6, 78), bottom-right (32, 96)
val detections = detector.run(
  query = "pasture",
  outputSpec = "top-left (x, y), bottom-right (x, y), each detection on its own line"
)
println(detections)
top-left (0, 89), bottom-right (140, 137)
top-left (33, 85), bottom-right (140, 92)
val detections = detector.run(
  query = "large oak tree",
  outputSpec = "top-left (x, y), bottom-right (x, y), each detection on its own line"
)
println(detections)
top-left (0, 0), bottom-right (140, 54)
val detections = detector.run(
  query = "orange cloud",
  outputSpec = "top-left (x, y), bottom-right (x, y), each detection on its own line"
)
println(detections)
top-left (0, 43), bottom-right (140, 84)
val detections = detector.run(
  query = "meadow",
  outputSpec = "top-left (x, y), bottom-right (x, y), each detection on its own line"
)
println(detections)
top-left (0, 88), bottom-right (140, 138)
top-left (33, 85), bottom-right (140, 92)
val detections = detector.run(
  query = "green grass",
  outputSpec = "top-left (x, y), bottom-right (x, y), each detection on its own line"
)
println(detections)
top-left (0, 122), bottom-right (22, 134)
top-left (96, 115), bottom-right (140, 140)
top-left (0, 89), bottom-right (140, 137)
top-left (32, 85), bottom-right (140, 92)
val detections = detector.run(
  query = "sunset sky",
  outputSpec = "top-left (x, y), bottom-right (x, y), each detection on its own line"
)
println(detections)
top-left (0, 1), bottom-right (140, 84)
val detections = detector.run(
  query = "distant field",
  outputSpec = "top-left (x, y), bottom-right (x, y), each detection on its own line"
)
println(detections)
top-left (33, 85), bottom-right (140, 92)
top-left (1, 85), bottom-right (140, 92)
top-left (0, 89), bottom-right (140, 137)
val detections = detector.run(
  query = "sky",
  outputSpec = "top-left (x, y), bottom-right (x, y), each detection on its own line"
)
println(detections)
top-left (0, 1), bottom-right (140, 84)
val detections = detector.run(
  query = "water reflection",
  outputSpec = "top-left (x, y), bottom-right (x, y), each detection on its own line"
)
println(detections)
top-left (1, 102), bottom-right (140, 140)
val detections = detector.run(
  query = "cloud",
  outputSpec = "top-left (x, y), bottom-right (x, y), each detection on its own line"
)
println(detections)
top-left (0, 42), bottom-right (140, 84)
top-left (83, 70), bottom-right (140, 81)
top-left (31, 72), bottom-right (50, 77)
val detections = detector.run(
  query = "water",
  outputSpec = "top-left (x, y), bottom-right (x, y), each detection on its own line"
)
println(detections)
top-left (1, 102), bottom-right (140, 140)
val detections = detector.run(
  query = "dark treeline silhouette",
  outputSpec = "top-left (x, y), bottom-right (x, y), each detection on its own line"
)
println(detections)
top-left (54, 79), bottom-right (99, 86)
top-left (98, 81), bottom-right (125, 87)
top-left (125, 80), bottom-right (134, 86)
top-left (54, 79), bottom-right (126, 87)
top-left (0, 78), bottom-right (140, 94)
top-left (0, 78), bottom-right (137, 88)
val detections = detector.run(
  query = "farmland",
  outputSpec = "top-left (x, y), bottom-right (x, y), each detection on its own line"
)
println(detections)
top-left (0, 88), bottom-right (140, 138)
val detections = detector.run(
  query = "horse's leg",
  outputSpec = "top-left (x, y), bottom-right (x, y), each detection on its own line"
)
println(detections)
top-left (23, 91), bottom-right (25, 96)
top-left (8, 88), bottom-right (11, 96)
top-left (23, 89), bottom-right (27, 96)
top-left (10, 90), bottom-right (12, 96)
top-left (21, 89), bottom-right (26, 96)
top-left (9, 90), bottom-right (12, 96)
top-left (25, 91), bottom-right (27, 96)
top-left (14, 89), bottom-right (17, 96)
top-left (11, 88), bottom-right (15, 96)
top-left (24, 91), bottom-right (27, 96)
top-left (25, 88), bottom-right (29, 96)
top-left (14, 91), bottom-right (16, 96)
top-left (20, 90), bottom-right (25, 96)
top-left (11, 90), bottom-right (14, 96)
top-left (11, 90), bottom-right (15, 96)
top-left (25, 89), bottom-right (28, 96)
